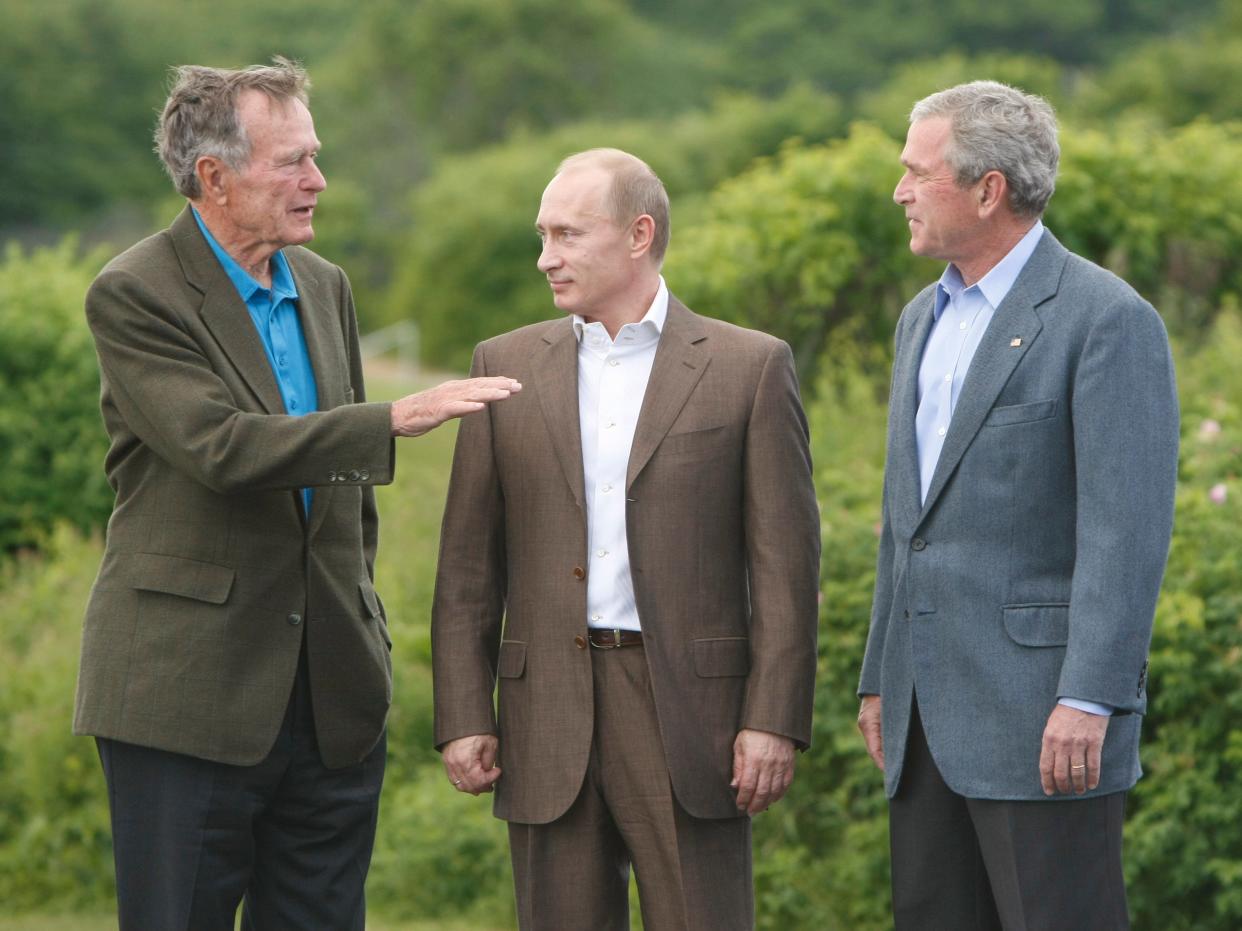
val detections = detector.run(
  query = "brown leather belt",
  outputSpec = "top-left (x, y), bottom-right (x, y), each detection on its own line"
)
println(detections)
top-left (587, 628), bottom-right (644, 649)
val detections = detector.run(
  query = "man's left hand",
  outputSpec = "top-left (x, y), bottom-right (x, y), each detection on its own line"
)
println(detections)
top-left (731, 728), bottom-right (796, 815)
top-left (1039, 704), bottom-right (1110, 796)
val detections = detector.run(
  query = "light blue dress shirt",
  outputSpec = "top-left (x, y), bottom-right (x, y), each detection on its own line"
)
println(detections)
top-left (914, 221), bottom-right (1111, 717)
top-left (192, 208), bottom-right (318, 515)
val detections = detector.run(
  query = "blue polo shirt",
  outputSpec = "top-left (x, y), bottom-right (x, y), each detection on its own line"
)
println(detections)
top-left (192, 208), bottom-right (318, 515)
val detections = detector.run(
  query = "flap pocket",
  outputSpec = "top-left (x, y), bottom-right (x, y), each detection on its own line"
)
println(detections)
top-left (1003, 603), bottom-right (1069, 647)
top-left (693, 637), bottom-right (750, 677)
top-left (359, 581), bottom-right (382, 618)
top-left (130, 553), bottom-right (235, 604)
top-left (497, 640), bottom-right (527, 679)
top-left (986, 398), bottom-right (1057, 427)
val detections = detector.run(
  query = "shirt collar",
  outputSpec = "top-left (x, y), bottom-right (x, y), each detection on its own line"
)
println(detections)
top-left (934, 220), bottom-right (1044, 319)
top-left (192, 207), bottom-right (298, 305)
top-left (572, 276), bottom-right (668, 344)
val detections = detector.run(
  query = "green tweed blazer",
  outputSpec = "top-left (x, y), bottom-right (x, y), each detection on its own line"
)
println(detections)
top-left (74, 207), bottom-right (397, 768)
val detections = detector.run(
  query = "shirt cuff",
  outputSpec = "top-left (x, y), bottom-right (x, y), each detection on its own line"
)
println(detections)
top-left (1058, 697), bottom-right (1114, 716)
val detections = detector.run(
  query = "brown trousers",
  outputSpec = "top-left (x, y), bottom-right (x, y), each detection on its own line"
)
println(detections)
top-left (508, 643), bottom-right (753, 931)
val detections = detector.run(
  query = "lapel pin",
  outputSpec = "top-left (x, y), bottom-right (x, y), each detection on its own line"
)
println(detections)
top-left (1010, 337), bottom-right (1023, 348)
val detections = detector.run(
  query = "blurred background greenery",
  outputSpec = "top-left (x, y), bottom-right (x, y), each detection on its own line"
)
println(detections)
top-left (2, 0), bottom-right (1240, 926)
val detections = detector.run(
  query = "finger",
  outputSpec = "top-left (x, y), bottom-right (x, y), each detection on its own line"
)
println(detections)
top-left (1053, 746), bottom-right (1072, 795)
top-left (1039, 738), bottom-right (1056, 796)
top-left (1087, 737), bottom-right (1104, 792)
top-left (748, 768), bottom-right (776, 815)
top-left (1071, 755), bottom-right (1088, 795)
top-left (733, 761), bottom-right (758, 812)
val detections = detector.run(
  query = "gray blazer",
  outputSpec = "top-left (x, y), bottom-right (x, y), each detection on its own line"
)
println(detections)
top-left (859, 230), bottom-right (1179, 800)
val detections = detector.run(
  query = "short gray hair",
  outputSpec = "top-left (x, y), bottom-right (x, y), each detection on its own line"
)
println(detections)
top-left (557, 148), bottom-right (671, 265)
top-left (155, 57), bottom-right (310, 199)
top-left (911, 80), bottom-right (1059, 217)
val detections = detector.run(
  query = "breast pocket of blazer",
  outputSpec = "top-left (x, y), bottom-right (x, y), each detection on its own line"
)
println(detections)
top-left (693, 636), bottom-right (750, 677)
top-left (129, 552), bottom-right (236, 604)
top-left (659, 425), bottom-right (731, 464)
top-left (985, 398), bottom-right (1058, 427)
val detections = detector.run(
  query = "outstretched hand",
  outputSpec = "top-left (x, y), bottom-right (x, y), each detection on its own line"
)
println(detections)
top-left (391, 377), bottom-right (521, 437)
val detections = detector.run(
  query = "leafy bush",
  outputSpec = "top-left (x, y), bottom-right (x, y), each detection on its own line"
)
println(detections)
top-left (0, 241), bottom-right (111, 553)
top-left (383, 85), bottom-right (847, 370)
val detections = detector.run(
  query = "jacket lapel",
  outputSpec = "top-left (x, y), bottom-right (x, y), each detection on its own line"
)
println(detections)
top-left (889, 292), bottom-right (936, 532)
top-left (288, 253), bottom-right (346, 537)
top-left (919, 231), bottom-right (1066, 518)
top-left (626, 298), bottom-right (709, 489)
top-left (533, 320), bottom-right (587, 510)
top-left (173, 208), bottom-right (286, 415)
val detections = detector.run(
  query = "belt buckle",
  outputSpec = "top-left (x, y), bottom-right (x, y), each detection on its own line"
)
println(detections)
top-left (591, 628), bottom-right (623, 650)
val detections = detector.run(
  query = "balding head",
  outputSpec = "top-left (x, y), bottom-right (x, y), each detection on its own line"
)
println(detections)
top-left (555, 148), bottom-right (670, 265)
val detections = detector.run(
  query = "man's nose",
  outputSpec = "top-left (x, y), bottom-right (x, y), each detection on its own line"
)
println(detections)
top-left (305, 159), bottom-right (327, 193)
top-left (893, 173), bottom-right (912, 206)
top-left (537, 243), bottom-right (559, 272)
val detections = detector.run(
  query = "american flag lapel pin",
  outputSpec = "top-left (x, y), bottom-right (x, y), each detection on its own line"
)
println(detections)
top-left (1010, 337), bottom-right (1023, 348)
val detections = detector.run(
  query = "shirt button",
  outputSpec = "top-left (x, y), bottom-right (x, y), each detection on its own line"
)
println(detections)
top-left (605, 421), bottom-right (616, 429)
top-left (572, 566), bottom-right (586, 580)
top-left (608, 359), bottom-right (620, 367)
top-left (289, 400), bottom-right (298, 411)
top-left (596, 549), bottom-right (608, 558)
top-left (959, 321), bottom-right (968, 330)
top-left (937, 427), bottom-right (947, 436)
top-left (591, 613), bottom-right (603, 622)
top-left (602, 483), bottom-right (613, 493)
top-left (287, 613), bottom-right (303, 626)
top-left (944, 374), bottom-right (952, 382)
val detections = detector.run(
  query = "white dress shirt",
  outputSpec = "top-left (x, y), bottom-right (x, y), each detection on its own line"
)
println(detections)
top-left (575, 277), bottom-right (668, 631)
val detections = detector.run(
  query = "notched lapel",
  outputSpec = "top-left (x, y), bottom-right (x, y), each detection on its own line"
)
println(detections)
top-left (626, 301), bottom-right (709, 489)
top-left (534, 323), bottom-right (587, 509)
top-left (890, 296), bottom-right (936, 530)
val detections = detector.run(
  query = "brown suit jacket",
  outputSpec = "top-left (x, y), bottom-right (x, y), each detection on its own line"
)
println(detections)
top-left (432, 298), bottom-right (820, 823)
top-left (73, 207), bottom-right (396, 769)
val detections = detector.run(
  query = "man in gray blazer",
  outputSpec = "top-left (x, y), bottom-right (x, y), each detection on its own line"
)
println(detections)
top-left (75, 59), bottom-right (518, 930)
top-left (857, 81), bottom-right (1178, 929)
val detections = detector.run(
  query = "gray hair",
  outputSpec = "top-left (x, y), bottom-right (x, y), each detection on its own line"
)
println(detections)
top-left (911, 80), bottom-right (1059, 217)
top-left (155, 57), bottom-right (310, 199)
top-left (557, 148), bottom-right (671, 265)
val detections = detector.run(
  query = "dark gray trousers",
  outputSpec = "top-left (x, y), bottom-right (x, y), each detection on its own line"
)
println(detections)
top-left (889, 697), bottom-right (1129, 931)
top-left (96, 651), bottom-right (386, 931)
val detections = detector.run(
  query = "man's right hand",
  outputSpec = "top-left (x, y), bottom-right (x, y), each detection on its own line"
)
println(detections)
top-left (857, 695), bottom-right (885, 771)
top-left (390, 377), bottom-right (521, 437)
top-left (441, 734), bottom-right (502, 795)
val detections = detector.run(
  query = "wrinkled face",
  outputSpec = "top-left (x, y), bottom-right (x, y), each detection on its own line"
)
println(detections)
top-left (220, 90), bottom-right (325, 252)
top-left (535, 167), bottom-right (636, 319)
top-left (893, 117), bottom-right (982, 265)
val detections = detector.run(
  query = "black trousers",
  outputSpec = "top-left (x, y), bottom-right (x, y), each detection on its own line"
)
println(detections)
top-left (889, 697), bottom-right (1129, 931)
top-left (96, 650), bottom-right (386, 931)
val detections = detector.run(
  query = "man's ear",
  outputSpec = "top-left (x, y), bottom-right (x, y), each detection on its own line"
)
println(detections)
top-left (976, 170), bottom-right (1009, 218)
top-left (630, 214), bottom-right (656, 259)
top-left (196, 156), bottom-right (231, 206)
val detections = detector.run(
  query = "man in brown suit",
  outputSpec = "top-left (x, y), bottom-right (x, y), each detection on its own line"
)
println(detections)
top-left (73, 59), bottom-right (519, 930)
top-left (432, 148), bottom-right (820, 930)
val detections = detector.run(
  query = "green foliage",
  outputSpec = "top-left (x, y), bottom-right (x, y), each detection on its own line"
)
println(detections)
top-left (0, 528), bottom-right (114, 909)
top-left (1050, 119), bottom-right (1242, 334)
top-left (669, 125), bottom-right (930, 378)
top-left (387, 86), bottom-right (846, 370)
top-left (0, 241), bottom-right (112, 553)
top-left (1124, 312), bottom-right (1242, 929)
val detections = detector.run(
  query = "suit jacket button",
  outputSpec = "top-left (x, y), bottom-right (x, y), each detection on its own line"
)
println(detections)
top-left (911, 537), bottom-right (927, 551)
top-left (328, 471), bottom-right (337, 482)
top-left (572, 566), bottom-right (585, 580)
top-left (574, 635), bottom-right (587, 650)
top-left (359, 469), bottom-right (370, 480)
top-left (349, 469), bottom-right (361, 481)
top-left (904, 609), bottom-right (911, 620)
top-left (287, 613), bottom-right (303, 626)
